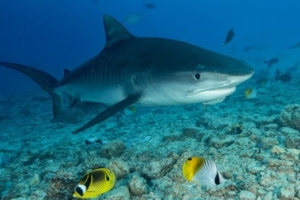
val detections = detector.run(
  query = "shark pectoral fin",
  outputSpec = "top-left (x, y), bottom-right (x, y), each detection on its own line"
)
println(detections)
top-left (69, 95), bottom-right (81, 108)
top-left (73, 93), bottom-right (142, 134)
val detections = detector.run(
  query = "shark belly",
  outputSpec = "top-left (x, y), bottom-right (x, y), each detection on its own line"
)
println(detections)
top-left (55, 84), bottom-right (126, 105)
top-left (137, 86), bottom-right (236, 106)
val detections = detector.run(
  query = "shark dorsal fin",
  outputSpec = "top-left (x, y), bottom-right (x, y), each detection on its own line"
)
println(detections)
top-left (103, 15), bottom-right (134, 49)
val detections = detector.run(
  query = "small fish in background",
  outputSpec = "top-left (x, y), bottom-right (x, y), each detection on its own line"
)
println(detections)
top-left (116, 106), bottom-right (137, 121)
top-left (245, 88), bottom-right (258, 99)
top-left (287, 41), bottom-right (300, 50)
top-left (90, 0), bottom-right (99, 5)
top-left (255, 78), bottom-right (268, 87)
top-left (254, 69), bottom-right (269, 79)
top-left (227, 123), bottom-right (244, 135)
top-left (222, 28), bottom-right (234, 46)
top-left (286, 66), bottom-right (298, 73)
top-left (182, 157), bottom-right (224, 187)
top-left (255, 77), bottom-right (272, 88)
top-left (124, 106), bottom-right (137, 116)
top-left (123, 14), bottom-right (142, 25)
top-left (285, 61), bottom-right (300, 73)
top-left (73, 168), bottom-right (115, 199)
top-left (243, 45), bottom-right (262, 52)
top-left (264, 58), bottom-right (279, 69)
top-left (243, 46), bottom-right (254, 52)
top-left (275, 69), bottom-right (292, 82)
top-left (144, 3), bottom-right (156, 9)
top-left (85, 137), bottom-right (102, 145)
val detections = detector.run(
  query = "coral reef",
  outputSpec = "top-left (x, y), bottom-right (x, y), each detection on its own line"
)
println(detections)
top-left (279, 104), bottom-right (300, 131)
top-left (1, 82), bottom-right (300, 199)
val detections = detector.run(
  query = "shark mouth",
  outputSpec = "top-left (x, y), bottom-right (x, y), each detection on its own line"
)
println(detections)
top-left (195, 86), bottom-right (236, 105)
top-left (187, 72), bottom-right (253, 104)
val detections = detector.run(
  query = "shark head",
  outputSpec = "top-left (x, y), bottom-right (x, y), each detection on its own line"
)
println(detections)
top-left (95, 15), bottom-right (254, 107)
top-left (129, 38), bottom-right (254, 106)
top-left (100, 15), bottom-right (254, 106)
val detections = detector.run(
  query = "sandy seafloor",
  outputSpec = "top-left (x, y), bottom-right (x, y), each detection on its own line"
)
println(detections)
top-left (0, 76), bottom-right (300, 200)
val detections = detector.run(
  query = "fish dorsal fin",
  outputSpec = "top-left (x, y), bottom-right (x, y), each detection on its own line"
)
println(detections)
top-left (103, 15), bottom-right (134, 49)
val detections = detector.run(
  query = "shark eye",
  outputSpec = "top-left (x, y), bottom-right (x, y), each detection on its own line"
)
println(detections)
top-left (194, 73), bottom-right (201, 81)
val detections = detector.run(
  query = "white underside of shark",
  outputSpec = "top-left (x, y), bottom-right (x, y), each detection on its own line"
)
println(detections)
top-left (0, 15), bottom-right (254, 133)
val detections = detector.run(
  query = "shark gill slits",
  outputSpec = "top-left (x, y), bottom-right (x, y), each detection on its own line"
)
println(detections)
top-left (194, 73), bottom-right (201, 81)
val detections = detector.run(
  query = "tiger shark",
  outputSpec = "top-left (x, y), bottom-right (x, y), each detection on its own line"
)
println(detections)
top-left (0, 15), bottom-right (254, 134)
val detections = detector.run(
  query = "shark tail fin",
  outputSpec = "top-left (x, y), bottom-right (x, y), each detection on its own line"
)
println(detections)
top-left (0, 62), bottom-right (63, 117)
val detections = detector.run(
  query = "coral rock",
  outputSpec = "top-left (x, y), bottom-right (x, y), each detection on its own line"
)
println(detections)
top-left (142, 158), bottom-right (175, 179)
top-left (284, 135), bottom-right (300, 149)
top-left (280, 186), bottom-right (295, 200)
top-left (127, 173), bottom-right (148, 196)
top-left (279, 104), bottom-right (300, 131)
top-left (280, 127), bottom-right (299, 136)
top-left (209, 135), bottom-right (235, 148)
top-left (102, 186), bottom-right (130, 200)
top-left (29, 190), bottom-right (46, 200)
top-left (108, 158), bottom-right (130, 180)
top-left (100, 140), bottom-right (125, 158)
top-left (238, 190), bottom-right (256, 200)
top-left (182, 127), bottom-right (199, 136)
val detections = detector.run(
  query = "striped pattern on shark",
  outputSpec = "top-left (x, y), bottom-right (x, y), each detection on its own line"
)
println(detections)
top-left (0, 15), bottom-right (254, 134)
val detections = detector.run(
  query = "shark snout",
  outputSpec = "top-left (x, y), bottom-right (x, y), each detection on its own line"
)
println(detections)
top-left (226, 72), bottom-right (254, 87)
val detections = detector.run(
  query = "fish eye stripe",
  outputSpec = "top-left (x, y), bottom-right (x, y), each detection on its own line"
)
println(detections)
top-left (82, 174), bottom-right (89, 183)
top-left (76, 185), bottom-right (85, 196)
top-left (84, 174), bottom-right (92, 189)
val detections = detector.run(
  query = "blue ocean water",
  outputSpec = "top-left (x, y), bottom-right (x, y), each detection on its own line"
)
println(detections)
top-left (1, 0), bottom-right (300, 95)
top-left (0, 0), bottom-right (300, 199)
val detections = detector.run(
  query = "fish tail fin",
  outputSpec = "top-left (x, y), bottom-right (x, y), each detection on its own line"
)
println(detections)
top-left (0, 62), bottom-right (63, 117)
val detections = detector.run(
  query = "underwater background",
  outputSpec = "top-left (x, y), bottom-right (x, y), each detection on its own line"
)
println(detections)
top-left (0, 0), bottom-right (300, 199)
